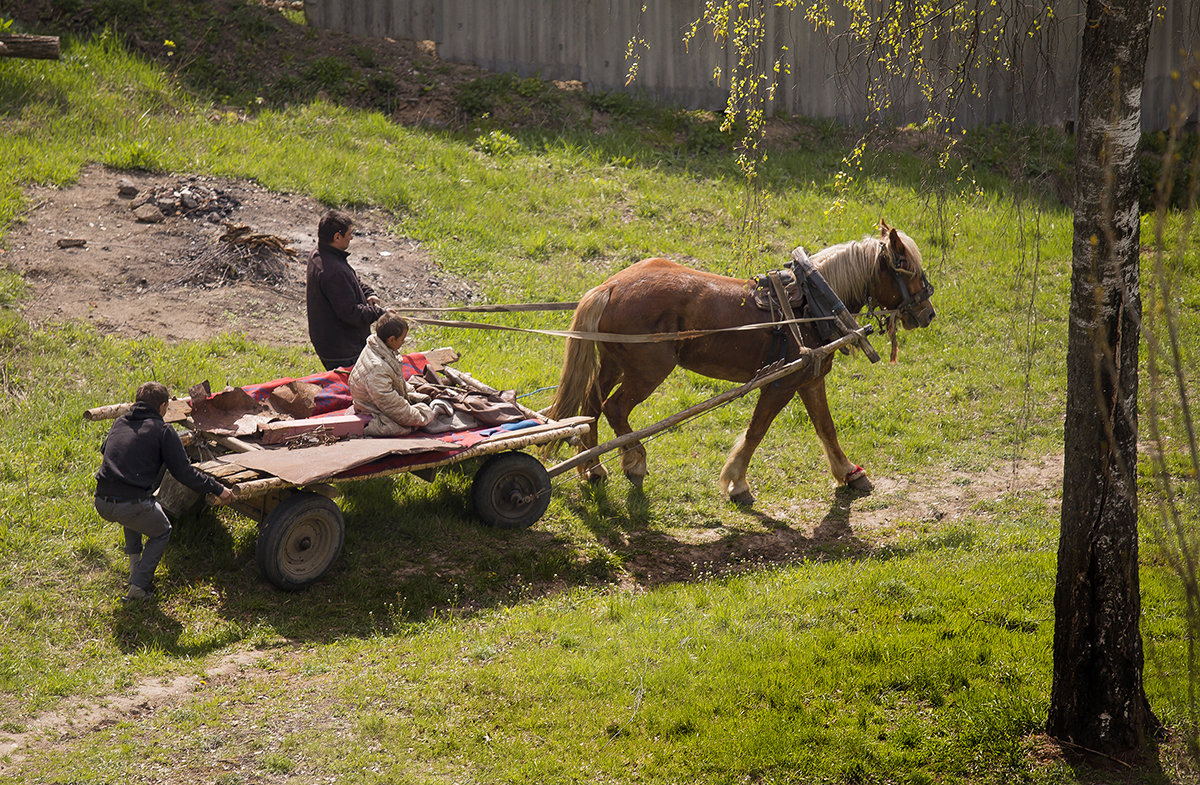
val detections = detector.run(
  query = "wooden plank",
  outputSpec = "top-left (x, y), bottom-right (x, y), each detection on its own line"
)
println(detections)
top-left (258, 414), bottom-right (367, 445)
top-left (202, 461), bottom-right (257, 479)
top-left (215, 469), bottom-right (263, 484)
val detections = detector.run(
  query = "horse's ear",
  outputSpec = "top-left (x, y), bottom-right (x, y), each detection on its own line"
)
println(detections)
top-left (879, 219), bottom-right (892, 239)
top-left (887, 228), bottom-right (911, 270)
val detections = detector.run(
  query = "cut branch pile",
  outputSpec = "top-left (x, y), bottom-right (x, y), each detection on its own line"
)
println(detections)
top-left (174, 224), bottom-right (298, 288)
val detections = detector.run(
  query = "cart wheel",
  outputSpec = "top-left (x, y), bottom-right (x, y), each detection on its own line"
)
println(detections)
top-left (255, 492), bottom-right (345, 591)
top-left (472, 451), bottom-right (552, 529)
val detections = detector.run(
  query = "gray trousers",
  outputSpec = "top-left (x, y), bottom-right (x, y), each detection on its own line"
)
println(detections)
top-left (94, 497), bottom-right (172, 591)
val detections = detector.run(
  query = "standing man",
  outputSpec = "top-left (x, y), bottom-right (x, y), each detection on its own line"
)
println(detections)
top-left (306, 209), bottom-right (385, 370)
top-left (94, 381), bottom-right (235, 600)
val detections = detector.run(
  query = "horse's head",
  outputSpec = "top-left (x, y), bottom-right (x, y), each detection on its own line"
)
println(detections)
top-left (875, 222), bottom-right (935, 329)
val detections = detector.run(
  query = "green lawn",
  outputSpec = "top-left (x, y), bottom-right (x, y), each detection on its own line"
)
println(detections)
top-left (1, 24), bottom-right (1199, 785)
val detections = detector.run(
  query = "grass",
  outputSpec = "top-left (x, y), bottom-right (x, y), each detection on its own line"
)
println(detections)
top-left (0, 25), bottom-right (1199, 785)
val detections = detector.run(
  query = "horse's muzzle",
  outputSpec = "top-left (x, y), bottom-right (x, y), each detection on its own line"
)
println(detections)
top-left (902, 305), bottom-right (935, 330)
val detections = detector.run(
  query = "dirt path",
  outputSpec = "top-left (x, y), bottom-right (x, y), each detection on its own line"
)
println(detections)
top-left (610, 453), bottom-right (1064, 587)
top-left (0, 649), bottom-right (268, 772)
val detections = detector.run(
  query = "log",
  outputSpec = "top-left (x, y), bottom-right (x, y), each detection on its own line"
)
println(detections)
top-left (545, 328), bottom-right (868, 479)
top-left (0, 34), bottom-right (60, 60)
top-left (210, 433), bottom-right (263, 453)
top-left (83, 398), bottom-right (191, 422)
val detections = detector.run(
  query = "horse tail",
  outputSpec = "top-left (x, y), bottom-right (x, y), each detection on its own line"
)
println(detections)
top-left (546, 286), bottom-right (610, 421)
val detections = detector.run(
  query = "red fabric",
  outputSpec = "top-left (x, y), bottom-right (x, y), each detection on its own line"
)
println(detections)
top-left (239, 353), bottom-right (429, 416)
top-left (217, 353), bottom-right (500, 479)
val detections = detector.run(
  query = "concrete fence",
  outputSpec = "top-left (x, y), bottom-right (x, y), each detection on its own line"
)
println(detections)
top-left (305, 0), bottom-right (1198, 130)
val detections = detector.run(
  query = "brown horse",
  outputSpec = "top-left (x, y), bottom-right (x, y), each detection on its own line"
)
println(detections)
top-left (545, 222), bottom-right (936, 504)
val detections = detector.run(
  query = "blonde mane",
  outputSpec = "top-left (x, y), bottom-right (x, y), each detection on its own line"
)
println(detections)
top-left (809, 231), bottom-right (923, 307)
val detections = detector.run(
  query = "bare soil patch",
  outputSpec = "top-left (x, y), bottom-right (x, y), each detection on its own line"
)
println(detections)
top-left (2, 164), bottom-right (476, 345)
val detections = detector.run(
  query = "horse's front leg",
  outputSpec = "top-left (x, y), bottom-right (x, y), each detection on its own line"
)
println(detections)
top-left (719, 383), bottom-right (795, 505)
top-left (796, 377), bottom-right (872, 491)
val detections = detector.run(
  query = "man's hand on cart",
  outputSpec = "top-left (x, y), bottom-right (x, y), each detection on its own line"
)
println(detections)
top-left (210, 487), bottom-right (237, 505)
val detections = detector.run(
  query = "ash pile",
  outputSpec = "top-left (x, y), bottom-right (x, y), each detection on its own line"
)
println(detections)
top-left (175, 224), bottom-right (298, 289)
top-left (118, 176), bottom-right (241, 224)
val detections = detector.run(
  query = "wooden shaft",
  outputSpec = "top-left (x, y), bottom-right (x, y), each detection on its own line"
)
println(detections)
top-left (836, 310), bottom-right (880, 362)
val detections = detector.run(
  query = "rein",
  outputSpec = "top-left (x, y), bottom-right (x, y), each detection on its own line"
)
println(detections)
top-left (397, 312), bottom-right (838, 344)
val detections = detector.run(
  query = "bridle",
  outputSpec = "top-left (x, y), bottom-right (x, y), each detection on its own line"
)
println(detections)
top-left (868, 239), bottom-right (935, 325)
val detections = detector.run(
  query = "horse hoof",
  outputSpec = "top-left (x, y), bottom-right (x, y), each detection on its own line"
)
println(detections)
top-left (625, 472), bottom-right (646, 490)
top-left (846, 467), bottom-right (873, 492)
top-left (584, 465), bottom-right (609, 482)
top-left (729, 490), bottom-right (756, 507)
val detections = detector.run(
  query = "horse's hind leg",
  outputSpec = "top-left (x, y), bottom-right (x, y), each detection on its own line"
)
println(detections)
top-left (719, 383), bottom-right (794, 505)
top-left (577, 358), bottom-right (621, 482)
top-left (797, 377), bottom-right (872, 491)
top-left (600, 356), bottom-right (674, 488)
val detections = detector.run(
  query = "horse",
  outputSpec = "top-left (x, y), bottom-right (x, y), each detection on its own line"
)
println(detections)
top-left (545, 222), bottom-right (936, 504)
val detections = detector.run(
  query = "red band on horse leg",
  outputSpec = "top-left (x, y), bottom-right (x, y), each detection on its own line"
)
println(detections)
top-left (845, 465), bottom-right (867, 484)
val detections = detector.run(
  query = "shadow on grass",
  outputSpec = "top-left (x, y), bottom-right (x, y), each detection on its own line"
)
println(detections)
top-left (124, 471), bottom-right (604, 647)
top-left (1038, 736), bottom-right (1176, 785)
top-left (565, 479), bottom-right (889, 588)
top-left (105, 458), bottom-right (970, 654)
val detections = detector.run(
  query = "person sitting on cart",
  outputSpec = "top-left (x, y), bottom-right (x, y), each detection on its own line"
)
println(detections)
top-left (348, 313), bottom-right (449, 436)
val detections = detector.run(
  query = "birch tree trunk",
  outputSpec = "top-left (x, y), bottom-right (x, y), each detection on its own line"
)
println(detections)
top-left (1047, 0), bottom-right (1159, 756)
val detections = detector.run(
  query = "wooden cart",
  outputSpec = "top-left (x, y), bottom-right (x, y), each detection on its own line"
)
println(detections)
top-left (85, 326), bottom-right (868, 591)
top-left (85, 353), bottom-right (591, 591)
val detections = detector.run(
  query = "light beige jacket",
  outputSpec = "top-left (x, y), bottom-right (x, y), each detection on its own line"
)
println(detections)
top-left (348, 334), bottom-right (435, 436)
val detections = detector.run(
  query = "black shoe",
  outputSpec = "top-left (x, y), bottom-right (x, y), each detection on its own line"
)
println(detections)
top-left (124, 583), bottom-right (156, 601)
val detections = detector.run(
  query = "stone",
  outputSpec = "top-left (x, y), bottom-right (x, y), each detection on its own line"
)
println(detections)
top-left (133, 203), bottom-right (165, 223)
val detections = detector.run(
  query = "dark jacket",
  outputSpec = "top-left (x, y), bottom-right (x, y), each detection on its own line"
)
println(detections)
top-left (306, 244), bottom-right (383, 368)
top-left (94, 402), bottom-right (225, 501)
